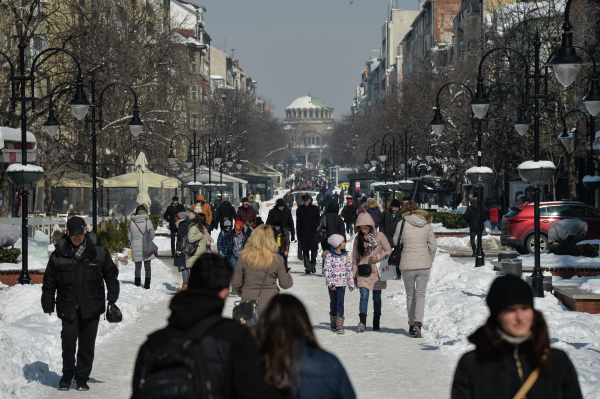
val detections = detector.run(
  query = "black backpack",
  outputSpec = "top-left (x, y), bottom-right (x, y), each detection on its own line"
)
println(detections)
top-left (138, 315), bottom-right (223, 399)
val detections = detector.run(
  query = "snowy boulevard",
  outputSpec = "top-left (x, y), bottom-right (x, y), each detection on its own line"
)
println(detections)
top-left (1, 202), bottom-right (600, 398)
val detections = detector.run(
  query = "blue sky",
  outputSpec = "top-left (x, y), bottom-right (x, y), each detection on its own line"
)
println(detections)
top-left (201, 0), bottom-right (420, 118)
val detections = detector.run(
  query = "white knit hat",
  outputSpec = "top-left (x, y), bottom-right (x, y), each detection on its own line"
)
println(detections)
top-left (327, 234), bottom-right (345, 248)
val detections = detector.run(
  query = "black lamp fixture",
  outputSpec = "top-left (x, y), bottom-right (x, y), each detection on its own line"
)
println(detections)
top-left (236, 158), bottom-right (243, 170)
top-left (425, 151), bottom-right (434, 163)
top-left (42, 109), bottom-right (62, 137)
top-left (512, 106), bottom-right (531, 136)
top-left (468, 80), bottom-right (491, 119)
top-left (128, 107), bottom-right (145, 137)
top-left (546, 19), bottom-right (585, 87)
top-left (67, 81), bottom-right (93, 120)
top-left (167, 148), bottom-right (177, 165)
top-left (226, 155), bottom-right (234, 168)
top-left (378, 147), bottom-right (388, 162)
top-left (363, 157), bottom-right (371, 170)
top-left (370, 153), bottom-right (378, 167)
top-left (558, 128), bottom-right (574, 147)
top-left (582, 77), bottom-right (600, 116)
top-left (185, 153), bottom-right (193, 169)
top-left (214, 151), bottom-right (223, 165)
top-left (427, 107), bottom-right (449, 136)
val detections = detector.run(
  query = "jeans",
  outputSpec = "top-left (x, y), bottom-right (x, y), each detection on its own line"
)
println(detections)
top-left (181, 268), bottom-right (190, 285)
top-left (402, 268), bottom-right (431, 325)
top-left (61, 309), bottom-right (100, 381)
top-left (470, 231), bottom-right (478, 252)
top-left (329, 287), bottom-right (346, 317)
top-left (345, 223), bottom-right (354, 235)
top-left (359, 288), bottom-right (381, 314)
top-left (135, 260), bottom-right (151, 279)
top-left (229, 255), bottom-right (238, 269)
top-left (491, 222), bottom-right (501, 230)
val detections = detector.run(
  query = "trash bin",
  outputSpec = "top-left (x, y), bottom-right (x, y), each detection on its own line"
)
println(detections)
top-left (501, 259), bottom-right (523, 277)
top-left (498, 251), bottom-right (518, 262)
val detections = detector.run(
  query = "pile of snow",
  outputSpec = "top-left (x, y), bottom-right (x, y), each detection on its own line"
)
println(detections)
top-left (518, 160), bottom-right (556, 170)
top-left (437, 234), bottom-right (500, 248)
top-left (6, 164), bottom-right (44, 173)
top-left (0, 257), bottom-right (178, 397)
top-left (465, 166), bottom-right (493, 174)
top-left (155, 226), bottom-right (171, 235)
top-left (187, 181), bottom-right (203, 186)
top-left (518, 252), bottom-right (600, 268)
top-left (389, 253), bottom-right (600, 397)
top-left (582, 175), bottom-right (600, 182)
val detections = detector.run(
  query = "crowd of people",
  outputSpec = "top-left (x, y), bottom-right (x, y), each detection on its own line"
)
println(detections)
top-left (39, 183), bottom-right (584, 398)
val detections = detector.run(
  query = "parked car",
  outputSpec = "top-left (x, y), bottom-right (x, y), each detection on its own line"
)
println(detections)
top-left (339, 182), bottom-right (349, 190)
top-left (501, 201), bottom-right (600, 254)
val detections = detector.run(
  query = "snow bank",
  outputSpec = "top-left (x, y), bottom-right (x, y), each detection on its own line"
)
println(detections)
top-left (389, 253), bottom-right (600, 398)
top-left (0, 258), bottom-right (177, 398)
top-left (518, 252), bottom-right (600, 268)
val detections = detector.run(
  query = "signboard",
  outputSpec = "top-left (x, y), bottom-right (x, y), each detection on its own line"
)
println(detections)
top-left (355, 181), bottom-right (361, 190)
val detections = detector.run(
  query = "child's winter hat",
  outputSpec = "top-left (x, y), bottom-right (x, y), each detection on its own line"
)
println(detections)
top-left (224, 219), bottom-right (232, 227)
top-left (234, 220), bottom-right (244, 228)
top-left (327, 234), bottom-right (345, 249)
top-left (273, 219), bottom-right (282, 227)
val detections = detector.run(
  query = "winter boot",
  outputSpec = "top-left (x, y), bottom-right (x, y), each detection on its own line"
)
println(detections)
top-left (76, 379), bottom-right (90, 391)
top-left (413, 322), bottom-right (422, 338)
top-left (176, 284), bottom-right (187, 293)
top-left (373, 313), bottom-right (381, 331)
top-left (144, 278), bottom-right (151, 290)
top-left (59, 373), bottom-right (74, 390)
top-left (310, 253), bottom-right (317, 274)
top-left (134, 277), bottom-right (141, 287)
top-left (358, 312), bottom-right (367, 332)
top-left (336, 316), bottom-right (345, 335)
top-left (330, 315), bottom-right (337, 330)
top-left (408, 325), bottom-right (415, 336)
top-left (304, 257), bottom-right (312, 274)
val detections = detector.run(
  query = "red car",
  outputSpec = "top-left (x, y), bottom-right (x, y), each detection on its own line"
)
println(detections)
top-left (501, 201), bottom-right (600, 254)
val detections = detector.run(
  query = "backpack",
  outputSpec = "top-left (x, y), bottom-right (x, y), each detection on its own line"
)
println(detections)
top-left (138, 315), bottom-right (223, 399)
top-left (489, 207), bottom-right (500, 223)
top-left (181, 229), bottom-right (201, 256)
top-left (133, 220), bottom-right (159, 258)
top-left (314, 213), bottom-right (328, 243)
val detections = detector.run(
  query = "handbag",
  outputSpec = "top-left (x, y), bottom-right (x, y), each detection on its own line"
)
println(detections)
top-left (232, 268), bottom-right (270, 327)
top-left (314, 213), bottom-right (328, 243)
top-left (105, 303), bottom-right (123, 323)
top-left (357, 264), bottom-right (372, 277)
top-left (133, 220), bottom-right (159, 258)
top-left (388, 219), bottom-right (406, 267)
top-left (297, 240), bottom-right (304, 261)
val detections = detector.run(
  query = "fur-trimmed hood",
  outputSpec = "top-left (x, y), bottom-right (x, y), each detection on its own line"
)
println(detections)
top-left (402, 209), bottom-right (432, 226)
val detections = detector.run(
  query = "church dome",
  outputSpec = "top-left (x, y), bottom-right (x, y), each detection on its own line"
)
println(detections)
top-left (286, 95), bottom-right (330, 110)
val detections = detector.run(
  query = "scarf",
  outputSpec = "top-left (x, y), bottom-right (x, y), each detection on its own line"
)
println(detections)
top-left (70, 240), bottom-right (87, 261)
top-left (364, 232), bottom-right (379, 251)
top-left (496, 329), bottom-right (531, 345)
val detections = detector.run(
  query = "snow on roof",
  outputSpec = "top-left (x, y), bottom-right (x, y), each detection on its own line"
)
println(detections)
top-left (210, 75), bottom-right (224, 80)
top-left (286, 95), bottom-right (330, 110)
top-left (486, 0), bottom-right (565, 36)
top-left (0, 126), bottom-right (36, 143)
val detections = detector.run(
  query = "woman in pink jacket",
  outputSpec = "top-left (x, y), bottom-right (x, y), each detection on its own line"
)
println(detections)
top-left (352, 213), bottom-right (392, 332)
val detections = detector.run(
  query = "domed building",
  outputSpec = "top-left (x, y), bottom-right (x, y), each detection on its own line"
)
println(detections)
top-left (283, 94), bottom-right (335, 168)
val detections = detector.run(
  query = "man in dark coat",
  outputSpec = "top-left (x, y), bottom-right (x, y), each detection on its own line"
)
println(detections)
top-left (214, 194), bottom-right (223, 210)
top-left (41, 217), bottom-right (120, 391)
top-left (266, 198), bottom-right (295, 241)
top-left (235, 197), bottom-right (257, 227)
top-left (463, 198), bottom-right (489, 256)
top-left (341, 198), bottom-right (357, 237)
top-left (322, 190), bottom-right (334, 211)
top-left (283, 191), bottom-right (294, 210)
top-left (295, 191), bottom-right (304, 209)
top-left (216, 197), bottom-right (236, 231)
top-left (131, 254), bottom-right (280, 399)
top-left (163, 196), bottom-right (185, 257)
top-left (296, 194), bottom-right (320, 274)
top-left (381, 199), bottom-right (403, 244)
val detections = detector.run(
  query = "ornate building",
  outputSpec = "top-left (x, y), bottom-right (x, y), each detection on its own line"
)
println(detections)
top-left (283, 94), bottom-right (335, 168)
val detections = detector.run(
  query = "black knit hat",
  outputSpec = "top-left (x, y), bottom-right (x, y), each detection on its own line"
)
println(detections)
top-left (302, 194), bottom-right (311, 201)
top-left (273, 219), bottom-right (282, 227)
top-left (486, 275), bottom-right (534, 318)
top-left (172, 196), bottom-right (179, 201)
top-left (276, 198), bottom-right (285, 207)
top-left (391, 199), bottom-right (401, 208)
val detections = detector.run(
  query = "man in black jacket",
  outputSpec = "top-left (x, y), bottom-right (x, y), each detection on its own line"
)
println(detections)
top-left (296, 194), bottom-right (320, 274)
top-left (381, 199), bottom-right (403, 244)
top-left (41, 217), bottom-right (120, 391)
top-left (266, 199), bottom-right (295, 241)
top-left (163, 197), bottom-right (185, 257)
top-left (283, 191), bottom-right (294, 210)
top-left (216, 197), bottom-right (237, 230)
top-left (463, 198), bottom-right (489, 256)
top-left (131, 253), bottom-right (280, 399)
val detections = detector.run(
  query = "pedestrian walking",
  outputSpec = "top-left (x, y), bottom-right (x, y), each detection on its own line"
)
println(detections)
top-left (236, 197), bottom-right (257, 227)
top-left (216, 197), bottom-right (236, 230)
top-left (463, 198), bottom-right (489, 256)
top-left (392, 201), bottom-right (436, 338)
top-left (175, 211), bottom-right (192, 292)
top-left (451, 275), bottom-right (583, 399)
top-left (162, 196), bottom-right (184, 257)
top-left (254, 294), bottom-right (356, 399)
top-left (131, 253), bottom-right (281, 399)
top-left (352, 213), bottom-right (392, 332)
top-left (217, 219), bottom-right (233, 256)
top-left (488, 199), bottom-right (503, 230)
top-left (324, 234), bottom-right (355, 334)
top-left (296, 194), bottom-right (320, 274)
top-left (248, 194), bottom-right (261, 216)
top-left (319, 202), bottom-right (346, 273)
top-left (322, 190), bottom-right (334, 211)
top-left (42, 217), bottom-right (119, 391)
top-left (128, 204), bottom-right (155, 289)
top-left (266, 198), bottom-right (295, 242)
top-left (380, 199), bottom-right (402, 243)
top-left (338, 189), bottom-right (345, 206)
top-left (214, 194), bottom-right (223, 210)
top-left (185, 213), bottom-right (210, 270)
top-left (341, 198), bottom-right (357, 238)
top-left (295, 190), bottom-right (304, 209)
top-left (231, 225), bottom-right (293, 312)
top-left (229, 220), bottom-right (251, 268)
top-left (366, 199), bottom-right (382, 230)
top-left (191, 194), bottom-right (213, 228)
top-left (272, 219), bottom-right (290, 269)
top-left (283, 191), bottom-right (294, 210)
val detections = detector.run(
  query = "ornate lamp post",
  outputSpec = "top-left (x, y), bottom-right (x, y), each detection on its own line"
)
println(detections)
top-left (0, 40), bottom-right (91, 284)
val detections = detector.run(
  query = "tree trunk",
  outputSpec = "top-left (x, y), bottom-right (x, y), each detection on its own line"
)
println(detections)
top-left (0, 164), bottom-right (10, 217)
top-left (568, 154), bottom-right (578, 200)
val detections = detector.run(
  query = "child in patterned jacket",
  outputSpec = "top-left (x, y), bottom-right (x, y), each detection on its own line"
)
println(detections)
top-left (324, 234), bottom-right (355, 335)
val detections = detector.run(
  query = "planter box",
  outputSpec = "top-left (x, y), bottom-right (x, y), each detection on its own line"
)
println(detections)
top-left (7, 170), bottom-right (44, 188)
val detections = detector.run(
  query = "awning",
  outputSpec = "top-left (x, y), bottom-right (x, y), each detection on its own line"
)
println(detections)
top-left (39, 171), bottom-right (104, 188)
top-left (103, 171), bottom-right (181, 188)
top-left (183, 171), bottom-right (247, 184)
top-left (0, 125), bottom-right (36, 163)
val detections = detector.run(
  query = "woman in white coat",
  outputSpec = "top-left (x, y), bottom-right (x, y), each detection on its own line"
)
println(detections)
top-left (128, 204), bottom-right (156, 289)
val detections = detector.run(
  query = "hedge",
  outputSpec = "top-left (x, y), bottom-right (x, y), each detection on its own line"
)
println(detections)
top-left (0, 248), bottom-right (21, 263)
top-left (149, 215), bottom-right (161, 230)
top-left (548, 244), bottom-right (599, 258)
top-left (430, 211), bottom-right (468, 229)
top-left (98, 219), bottom-right (129, 254)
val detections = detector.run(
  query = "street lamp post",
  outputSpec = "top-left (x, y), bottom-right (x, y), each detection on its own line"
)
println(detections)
top-left (216, 143), bottom-right (240, 198)
top-left (197, 134), bottom-right (220, 203)
top-left (1, 40), bottom-right (91, 284)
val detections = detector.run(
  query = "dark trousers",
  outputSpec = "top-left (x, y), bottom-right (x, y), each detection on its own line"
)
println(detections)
top-left (61, 309), bottom-right (100, 381)
top-left (302, 250), bottom-right (317, 266)
top-left (170, 231), bottom-right (176, 256)
top-left (470, 231), bottom-right (477, 252)
top-left (329, 287), bottom-right (346, 317)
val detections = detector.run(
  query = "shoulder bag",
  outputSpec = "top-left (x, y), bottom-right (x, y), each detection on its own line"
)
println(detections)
top-left (133, 220), bottom-right (159, 258)
top-left (357, 263), bottom-right (372, 277)
top-left (388, 219), bottom-right (406, 267)
top-left (232, 268), bottom-right (270, 327)
top-left (314, 213), bottom-right (328, 243)
top-left (512, 351), bottom-right (549, 399)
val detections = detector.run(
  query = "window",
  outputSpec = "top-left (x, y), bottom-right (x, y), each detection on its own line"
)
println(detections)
top-left (573, 206), bottom-right (600, 219)
top-left (304, 110), bottom-right (307, 118)
top-left (310, 110), bottom-right (313, 118)
top-left (544, 205), bottom-right (572, 217)
top-left (190, 86), bottom-right (198, 101)
top-left (191, 114), bottom-right (199, 128)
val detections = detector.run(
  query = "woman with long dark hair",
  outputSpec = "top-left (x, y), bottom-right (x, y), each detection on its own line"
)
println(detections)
top-left (352, 212), bottom-right (392, 332)
top-left (452, 275), bottom-right (583, 399)
top-left (254, 294), bottom-right (355, 399)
